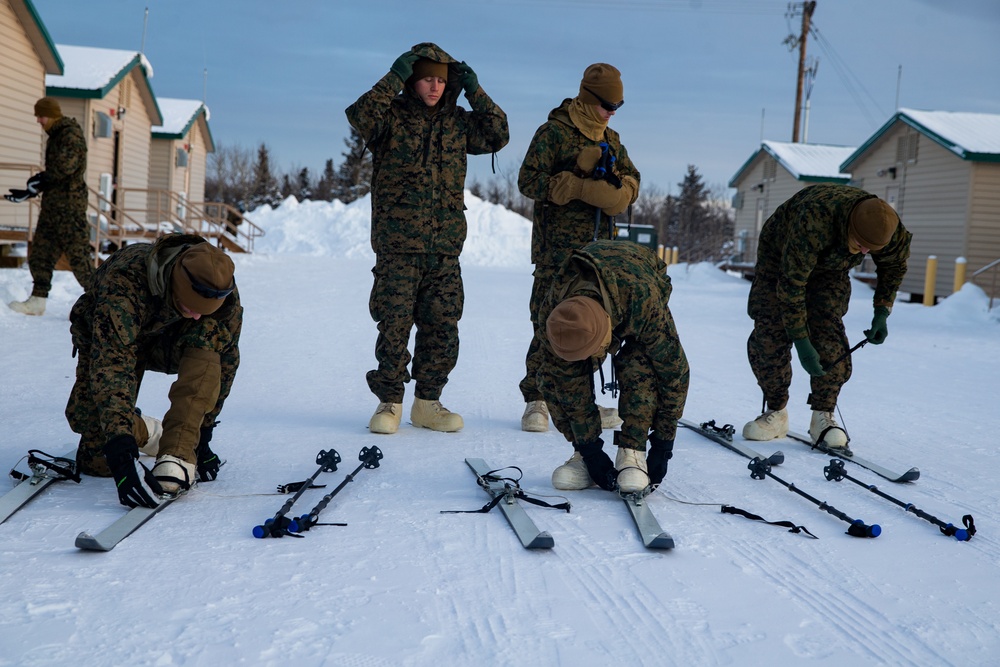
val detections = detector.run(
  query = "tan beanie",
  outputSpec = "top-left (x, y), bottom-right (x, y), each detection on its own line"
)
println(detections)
top-left (34, 97), bottom-right (62, 119)
top-left (848, 198), bottom-right (899, 252)
top-left (411, 57), bottom-right (448, 82)
top-left (578, 63), bottom-right (624, 108)
top-left (171, 244), bottom-right (236, 315)
top-left (546, 296), bottom-right (612, 361)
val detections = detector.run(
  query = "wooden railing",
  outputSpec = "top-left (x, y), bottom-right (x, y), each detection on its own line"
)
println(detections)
top-left (118, 188), bottom-right (264, 253)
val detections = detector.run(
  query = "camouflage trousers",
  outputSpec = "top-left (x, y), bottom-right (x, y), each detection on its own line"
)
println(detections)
top-left (613, 341), bottom-right (690, 450)
top-left (367, 253), bottom-right (464, 403)
top-left (518, 264), bottom-right (557, 402)
top-left (29, 210), bottom-right (94, 297)
top-left (747, 272), bottom-right (852, 412)
top-left (67, 318), bottom-right (228, 476)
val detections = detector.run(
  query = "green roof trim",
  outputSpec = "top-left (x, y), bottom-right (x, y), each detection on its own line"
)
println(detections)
top-left (841, 111), bottom-right (1000, 171)
top-left (46, 52), bottom-right (163, 126)
top-left (20, 0), bottom-right (63, 74)
top-left (151, 105), bottom-right (215, 153)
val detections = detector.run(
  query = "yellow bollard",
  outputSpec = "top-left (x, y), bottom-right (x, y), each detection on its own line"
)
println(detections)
top-left (923, 255), bottom-right (938, 306)
top-left (671, 246), bottom-right (679, 265)
top-left (953, 257), bottom-right (967, 294)
top-left (658, 244), bottom-right (666, 262)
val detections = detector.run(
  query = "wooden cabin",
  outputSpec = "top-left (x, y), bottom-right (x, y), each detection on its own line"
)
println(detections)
top-left (0, 0), bottom-right (62, 263)
top-left (841, 108), bottom-right (1000, 302)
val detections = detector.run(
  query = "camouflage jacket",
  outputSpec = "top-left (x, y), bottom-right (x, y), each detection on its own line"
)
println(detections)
top-left (518, 100), bottom-right (640, 267)
top-left (753, 184), bottom-right (912, 339)
top-left (40, 116), bottom-right (88, 217)
top-left (345, 42), bottom-right (509, 256)
top-left (537, 240), bottom-right (688, 446)
top-left (69, 234), bottom-right (243, 439)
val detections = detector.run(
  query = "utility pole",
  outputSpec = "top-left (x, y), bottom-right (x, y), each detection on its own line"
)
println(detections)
top-left (788, 1), bottom-right (816, 143)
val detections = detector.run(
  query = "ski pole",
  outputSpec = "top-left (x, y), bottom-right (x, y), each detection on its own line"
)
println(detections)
top-left (747, 456), bottom-right (881, 538)
top-left (823, 339), bottom-right (868, 372)
top-left (823, 459), bottom-right (975, 541)
top-left (252, 448), bottom-right (341, 538)
top-left (294, 446), bottom-right (383, 532)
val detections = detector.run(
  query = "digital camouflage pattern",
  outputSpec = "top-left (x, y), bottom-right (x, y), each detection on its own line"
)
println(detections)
top-left (366, 253), bottom-right (462, 402)
top-left (346, 43), bottom-right (508, 403)
top-left (67, 234), bottom-right (242, 475)
top-left (518, 100), bottom-right (640, 268)
top-left (537, 240), bottom-right (689, 451)
top-left (517, 99), bottom-right (640, 401)
top-left (345, 42), bottom-right (509, 256)
top-left (30, 115), bottom-right (93, 297)
top-left (747, 183), bottom-right (912, 411)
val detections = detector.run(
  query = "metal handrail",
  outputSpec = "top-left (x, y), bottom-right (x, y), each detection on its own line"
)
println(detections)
top-left (971, 257), bottom-right (1000, 311)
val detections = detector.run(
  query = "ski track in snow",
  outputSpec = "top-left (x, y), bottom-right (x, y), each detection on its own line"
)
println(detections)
top-left (2, 244), bottom-right (1000, 666)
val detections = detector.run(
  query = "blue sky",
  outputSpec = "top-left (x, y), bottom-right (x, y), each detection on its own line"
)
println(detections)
top-left (33, 0), bottom-right (1000, 195)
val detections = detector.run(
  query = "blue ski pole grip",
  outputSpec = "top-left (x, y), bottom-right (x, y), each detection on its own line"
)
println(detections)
top-left (847, 520), bottom-right (880, 538)
top-left (252, 523), bottom-right (269, 539)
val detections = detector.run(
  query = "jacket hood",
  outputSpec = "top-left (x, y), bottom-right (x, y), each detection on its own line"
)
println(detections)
top-left (146, 234), bottom-right (212, 299)
top-left (547, 98), bottom-right (575, 127)
top-left (405, 42), bottom-right (463, 111)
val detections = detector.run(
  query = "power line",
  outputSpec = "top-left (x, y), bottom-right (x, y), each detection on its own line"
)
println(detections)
top-left (810, 25), bottom-right (887, 129)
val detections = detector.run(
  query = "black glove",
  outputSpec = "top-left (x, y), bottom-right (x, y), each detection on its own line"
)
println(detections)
top-left (457, 61), bottom-right (479, 95)
top-left (390, 51), bottom-right (420, 82)
top-left (4, 189), bottom-right (36, 203)
top-left (196, 426), bottom-right (221, 482)
top-left (577, 438), bottom-right (617, 491)
top-left (26, 172), bottom-right (47, 194)
top-left (647, 435), bottom-right (675, 486)
top-left (103, 435), bottom-right (162, 509)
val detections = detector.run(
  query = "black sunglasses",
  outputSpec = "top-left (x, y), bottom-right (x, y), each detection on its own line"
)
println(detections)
top-left (583, 87), bottom-right (624, 112)
top-left (183, 264), bottom-right (235, 300)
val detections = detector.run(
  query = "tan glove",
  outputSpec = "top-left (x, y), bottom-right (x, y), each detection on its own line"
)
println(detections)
top-left (578, 179), bottom-right (622, 210)
top-left (602, 175), bottom-right (639, 216)
top-left (549, 171), bottom-right (584, 205)
top-left (575, 146), bottom-right (604, 176)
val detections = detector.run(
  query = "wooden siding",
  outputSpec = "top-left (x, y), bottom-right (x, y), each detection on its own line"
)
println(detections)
top-left (0, 0), bottom-right (45, 233)
top-left (187, 119), bottom-right (207, 204)
top-left (730, 154), bottom-right (836, 265)
top-left (118, 71), bottom-right (154, 226)
top-left (966, 162), bottom-right (1000, 298)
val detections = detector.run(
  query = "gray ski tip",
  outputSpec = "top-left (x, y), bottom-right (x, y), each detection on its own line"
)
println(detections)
top-left (75, 531), bottom-right (111, 551)
top-left (900, 468), bottom-right (921, 482)
top-left (526, 531), bottom-right (555, 549)
top-left (647, 534), bottom-right (675, 550)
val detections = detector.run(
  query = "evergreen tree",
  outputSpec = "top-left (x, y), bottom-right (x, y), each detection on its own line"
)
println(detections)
top-left (249, 143), bottom-right (282, 209)
top-left (336, 127), bottom-right (373, 203)
top-left (314, 159), bottom-right (336, 201)
top-left (296, 167), bottom-right (313, 201)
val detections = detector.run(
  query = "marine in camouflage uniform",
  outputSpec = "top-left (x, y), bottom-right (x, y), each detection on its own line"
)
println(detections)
top-left (517, 64), bottom-right (640, 427)
top-left (745, 184), bottom-right (911, 443)
top-left (537, 240), bottom-right (689, 492)
top-left (6, 98), bottom-right (94, 315)
top-left (346, 42), bottom-right (508, 432)
top-left (67, 234), bottom-right (241, 506)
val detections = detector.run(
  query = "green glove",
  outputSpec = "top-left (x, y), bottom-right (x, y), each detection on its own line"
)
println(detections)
top-left (865, 306), bottom-right (891, 344)
top-left (390, 51), bottom-right (419, 83)
top-left (793, 337), bottom-right (826, 377)
top-left (457, 61), bottom-right (478, 94)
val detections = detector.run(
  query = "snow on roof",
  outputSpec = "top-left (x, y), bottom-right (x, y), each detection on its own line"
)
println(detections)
top-left (898, 108), bottom-right (1000, 157)
top-left (152, 98), bottom-right (209, 135)
top-left (762, 141), bottom-right (856, 180)
top-left (47, 44), bottom-right (153, 92)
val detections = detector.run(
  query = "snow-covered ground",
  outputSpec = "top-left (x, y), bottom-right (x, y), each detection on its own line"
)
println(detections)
top-left (1, 193), bottom-right (998, 666)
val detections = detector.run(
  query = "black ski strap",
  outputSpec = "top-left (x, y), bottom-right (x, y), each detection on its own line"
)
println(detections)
top-left (11, 450), bottom-right (82, 484)
top-left (944, 514), bottom-right (977, 539)
top-left (442, 467), bottom-right (571, 514)
top-left (276, 481), bottom-right (327, 494)
top-left (721, 504), bottom-right (818, 539)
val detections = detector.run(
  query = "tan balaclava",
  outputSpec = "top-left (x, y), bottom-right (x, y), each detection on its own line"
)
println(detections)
top-left (411, 58), bottom-right (448, 82)
top-left (546, 296), bottom-right (612, 361)
top-left (570, 63), bottom-right (623, 141)
top-left (171, 244), bottom-right (236, 315)
top-left (848, 198), bottom-right (899, 253)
